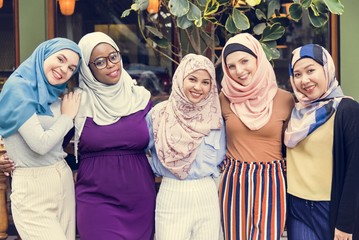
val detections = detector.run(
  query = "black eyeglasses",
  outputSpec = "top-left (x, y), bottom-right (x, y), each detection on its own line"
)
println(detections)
top-left (89, 51), bottom-right (121, 70)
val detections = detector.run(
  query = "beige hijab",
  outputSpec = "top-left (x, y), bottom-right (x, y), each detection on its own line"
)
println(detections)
top-left (74, 32), bottom-right (150, 159)
top-left (151, 54), bottom-right (222, 179)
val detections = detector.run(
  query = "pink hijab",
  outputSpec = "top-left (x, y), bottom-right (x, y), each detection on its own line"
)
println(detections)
top-left (221, 33), bottom-right (278, 130)
top-left (151, 54), bottom-right (222, 179)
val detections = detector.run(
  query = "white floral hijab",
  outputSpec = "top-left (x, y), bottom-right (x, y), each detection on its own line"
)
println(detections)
top-left (151, 54), bottom-right (222, 179)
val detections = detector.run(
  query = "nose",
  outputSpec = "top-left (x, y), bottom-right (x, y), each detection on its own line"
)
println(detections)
top-left (106, 58), bottom-right (115, 68)
top-left (193, 81), bottom-right (201, 90)
top-left (235, 65), bottom-right (244, 75)
top-left (302, 74), bottom-right (311, 85)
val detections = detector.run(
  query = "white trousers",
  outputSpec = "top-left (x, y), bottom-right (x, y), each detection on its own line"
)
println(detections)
top-left (11, 160), bottom-right (75, 240)
top-left (155, 176), bottom-right (222, 240)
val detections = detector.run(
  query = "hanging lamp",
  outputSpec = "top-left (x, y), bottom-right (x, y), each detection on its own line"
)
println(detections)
top-left (147, 0), bottom-right (160, 14)
top-left (59, 0), bottom-right (76, 16)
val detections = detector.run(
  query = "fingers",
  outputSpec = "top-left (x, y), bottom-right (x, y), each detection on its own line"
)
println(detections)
top-left (0, 153), bottom-right (15, 176)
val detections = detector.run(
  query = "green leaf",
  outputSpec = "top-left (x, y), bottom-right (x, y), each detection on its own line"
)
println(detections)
top-left (198, 0), bottom-right (207, 7)
top-left (131, 3), bottom-right (140, 11)
top-left (308, 6), bottom-right (329, 27)
top-left (194, 17), bottom-right (203, 27)
top-left (302, 0), bottom-right (312, 9)
top-left (232, 8), bottom-right (250, 31)
top-left (255, 9), bottom-right (267, 20)
top-left (267, 0), bottom-right (280, 19)
top-left (289, 3), bottom-right (303, 21)
top-left (225, 16), bottom-right (238, 34)
top-left (253, 23), bottom-right (266, 35)
top-left (152, 36), bottom-right (170, 48)
top-left (121, 9), bottom-right (132, 18)
top-left (246, 0), bottom-right (261, 7)
top-left (177, 15), bottom-right (193, 29)
top-left (187, 2), bottom-right (202, 21)
top-left (145, 26), bottom-right (164, 38)
top-left (261, 42), bottom-right (280, 60)
top-left (169, 0), bottom-right (190, 17)
top-left (261, 23), bottom-right (285, 42)
top-left (204, 0), bottom-right (220, 16)
top-left (137, 0), bottom-right (149, 10)
top-left (323, 0), bottom-right (344, 14)
top-left (313, 0), bottom-right (329, 13)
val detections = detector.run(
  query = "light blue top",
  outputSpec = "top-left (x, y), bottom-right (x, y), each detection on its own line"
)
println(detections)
top-left (146, 111), bottom-right (226, 180)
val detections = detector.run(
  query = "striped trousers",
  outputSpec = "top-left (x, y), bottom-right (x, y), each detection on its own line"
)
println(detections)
top-left (11, 160), bottom-right (75, 240)
top-left (219, 159), bottom-right (286, 240)
top-left (155, 176), bottom-right (222, 240)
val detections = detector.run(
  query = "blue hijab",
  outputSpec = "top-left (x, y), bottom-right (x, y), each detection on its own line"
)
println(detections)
top-left (0, 38), bottom-right (81, 138)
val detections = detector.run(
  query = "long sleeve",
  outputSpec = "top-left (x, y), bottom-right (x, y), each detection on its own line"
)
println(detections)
top-left (332, 98), bottom-right (359, 234)
top-left (18, 113), bottom-right (73, 155)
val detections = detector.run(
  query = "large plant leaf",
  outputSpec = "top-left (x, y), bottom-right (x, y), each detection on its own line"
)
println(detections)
top-left (198, 0), bottom-right (207, 7)
top-left (145, 26), bottom-right (164, 38)
top-left (261, 23), bottom-right (285, 42)
top-left (204, 0), bottom-right (220, 16)
top-left (323, 0), bottom-right (344, 14)
top-left (308, 6), bottom-right (329, 27)
top-left (253, 23), bottom-right (266, 35)
top-left (169, 0), bottom-right (190, 17)
top-left (177, 15), bottom-right (193, 29)
top-left (255, 9), bottom-right (266, 20)
top-left (187, 2), bottom-right (202, 21)
top-left (225, 16), bottom-right (238, 34)
top-left (315, 0), bottom-right (329, 13)
top-left (232, 8), bottom-right (250, 30)
top-left (261, 42), bottom-right (280, 60)
top-left (152, 36), bottom-right (170, 48)
top-left (289, 3), bottom-right (303, 21)
top-left (246, 0), bottom-right (261, 7)
top-left (121, 9), bottom-right (132, 18)
top-left (267, 0), bottom-right (280, 19)
top-left (302, 0), bottom-right (312, 9)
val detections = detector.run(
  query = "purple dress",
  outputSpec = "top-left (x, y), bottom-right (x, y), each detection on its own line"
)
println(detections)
top-left (76, 102), bottom-right (155, 240)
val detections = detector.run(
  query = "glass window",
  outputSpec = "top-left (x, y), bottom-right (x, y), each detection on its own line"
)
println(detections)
top-left (0, 0), bottom-right (16, 91)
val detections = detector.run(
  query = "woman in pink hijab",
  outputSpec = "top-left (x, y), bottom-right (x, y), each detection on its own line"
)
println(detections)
top-left (219, 33), bottom-right (294, 240)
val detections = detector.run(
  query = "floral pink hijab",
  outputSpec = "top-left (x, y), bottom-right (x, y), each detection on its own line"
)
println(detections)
top-left (151, 54), bottom-right (222, 179)
top-left (221, 33), bottom-right (278, 130)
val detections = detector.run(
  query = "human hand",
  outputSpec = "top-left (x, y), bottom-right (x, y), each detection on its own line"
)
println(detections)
top-left (61, 89), bottom-right (82, 119)
top-left (334, 228), bottom-right (352, 240)
top-left (0, 153), bottom-right (15, 177)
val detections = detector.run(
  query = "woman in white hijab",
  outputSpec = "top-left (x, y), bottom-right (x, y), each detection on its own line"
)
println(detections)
top-left (75, 32), bottom-right (155, 240)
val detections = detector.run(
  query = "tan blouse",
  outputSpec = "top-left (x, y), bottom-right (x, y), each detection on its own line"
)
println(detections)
top-left (220, 88), bottom-right (294, 163)
top-left (287, 114), bottom-right (335, 201)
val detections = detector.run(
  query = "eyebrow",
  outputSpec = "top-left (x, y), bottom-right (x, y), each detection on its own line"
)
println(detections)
top-left (294, 63), bottom-right (315, 72)
top-left (59, 53), bottom-right (68, 62)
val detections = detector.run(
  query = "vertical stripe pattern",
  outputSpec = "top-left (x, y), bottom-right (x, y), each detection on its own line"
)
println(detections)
top-left (155, 177), bottom-right (221, 240)
top-left (219, 158), bottom-right (286, 240)
top-left (10, 160), bottom-right (75, 240)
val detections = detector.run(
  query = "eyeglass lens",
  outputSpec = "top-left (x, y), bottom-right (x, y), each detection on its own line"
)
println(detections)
top-left (93, 52), bottom-right (121, 69)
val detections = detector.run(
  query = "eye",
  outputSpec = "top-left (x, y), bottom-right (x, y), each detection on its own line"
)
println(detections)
top-left (57, 56), bottom-right (64, 63)
top-left (227, 65), bottom-right (235, 70)
top-left (241, 59), bottom-right (248, 64)
top-left (109, 52), bottom-right (119, 61)
top-left (308, 69), bottom-right (315, 74)
top-left (203, 80), bottom-right (210, 85)
top-left (294, 73), bottom-right (301, 78)
top-left (94, 58), bottom-right (106, 67)
top-left (69, 66), bottom-right (76, 72)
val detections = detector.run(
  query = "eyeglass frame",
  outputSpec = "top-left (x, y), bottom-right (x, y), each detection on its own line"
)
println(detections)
top-left (88, 51), bottom-right (122, 70)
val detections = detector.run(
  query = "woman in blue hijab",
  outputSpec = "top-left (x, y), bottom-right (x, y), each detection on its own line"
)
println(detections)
top-left (0, 38), bottom-right (82, 240)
